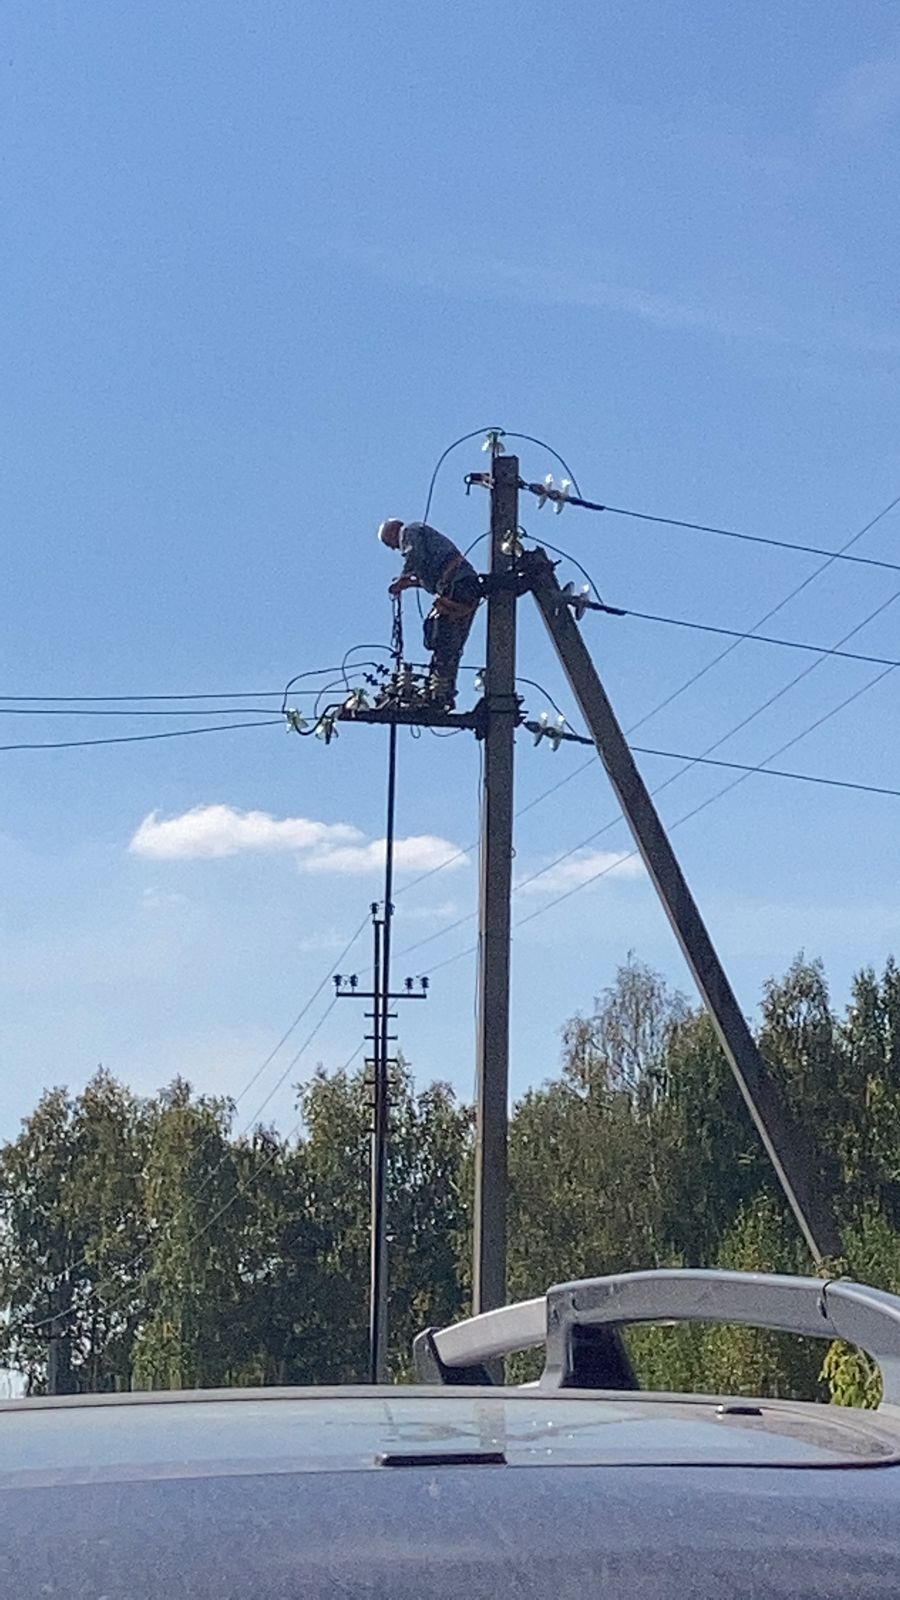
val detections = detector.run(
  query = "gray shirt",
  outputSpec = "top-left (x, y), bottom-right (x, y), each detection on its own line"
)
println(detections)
top-left (400, 522), bottom-right (474, 595)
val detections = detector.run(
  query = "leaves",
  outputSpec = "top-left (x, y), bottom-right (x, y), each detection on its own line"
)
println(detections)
top-left (3, 953), bottom-right (900, 1401)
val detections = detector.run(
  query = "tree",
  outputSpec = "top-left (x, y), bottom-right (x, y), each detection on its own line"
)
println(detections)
top-left (131, 1079), bottom-right (240, 1391)
top-left (0, 1071), bottom-right (147, 1394)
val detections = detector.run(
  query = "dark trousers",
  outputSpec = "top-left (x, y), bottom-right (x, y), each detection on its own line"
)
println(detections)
top-left (423, 573), bottom-right (480, 704)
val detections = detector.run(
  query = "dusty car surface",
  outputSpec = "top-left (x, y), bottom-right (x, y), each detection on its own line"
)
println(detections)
top-left (1, 1269), bottom-right (899, 1599)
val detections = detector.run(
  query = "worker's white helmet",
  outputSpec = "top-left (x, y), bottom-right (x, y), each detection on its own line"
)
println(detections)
top-left (378, 518), bottom-right (404, 547)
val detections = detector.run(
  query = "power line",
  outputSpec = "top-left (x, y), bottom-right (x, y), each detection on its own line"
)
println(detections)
top-left (424, 426), bottom-right (505, 523)
top-left (15, 999), bottom-right (347, 1342)
top-left (506, 486), bottom-right (900, 827)
top-left (167, 1037), bottom-right (367, 1287)
top-left (523, 483), bottom-right (900, 578)
top-left (231, 915), bottom-right (370, 1109)
top-left (513, 581), bottom-right (900, 901)
top-left (8, 921), bottom-right (370, 1341)
top-left (423, 425), bottom-right (584, 524)
top-left (392, 493), bottom-right (900, 920)
top-left (623, 488), bottom-right (900, 736)
top-left (633, 743), bottom-right (900, 801)
top-left (0, 719), bottom-right (283, 753)
top-left (423, 651), bottom-right (900, 977)
top-left (617, 607), bottom-right (900, 673)
top-left (405, 585), bottom-right (900, 966)
top-left (535, 538), bottom-right (607, 606)
top-left (0, 706), bottom-right (289, 718)
top-left (236, 997), bottom-right (339, 1140)
top-left (0, 692), bottom-right (288, 703)
top-left (0, 669), bottom-right (385, 704)
top-left (503, 433), bottom-right (584, 499)
top-left (514, 483), bottom-right (900, 798)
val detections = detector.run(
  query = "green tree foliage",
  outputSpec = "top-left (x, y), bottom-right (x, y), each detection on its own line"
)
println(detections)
top-left (3, 953), bottom-right (900, 1403)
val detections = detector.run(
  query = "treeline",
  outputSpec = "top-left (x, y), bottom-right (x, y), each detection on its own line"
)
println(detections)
top-left (2, 955), bottom-right (900, 1402)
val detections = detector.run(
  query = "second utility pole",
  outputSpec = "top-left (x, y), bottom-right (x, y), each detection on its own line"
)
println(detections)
top-left (372, 720), bottom-right (398, 1381)
top-left (473, 450), bottom-right (519, 1314)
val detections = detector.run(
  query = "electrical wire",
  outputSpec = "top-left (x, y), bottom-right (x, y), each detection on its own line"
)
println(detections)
top-left (14, 998), bottom-right (343, 1342)
top-left (230, 914), bottom-right (370, 1109)
top-left (280, 662), bottom-right (390, 717)
top-left (512, 581), bottom-right (900, 901)
top-left (515, 675), bottom-right (576, 729)
top-left (0, 719), bottom-right (282, 753)
top-left (0, 664), bottom-right (404, 712)
top-left (20, 1017), bottom-right (360, 1344)
top-left (629, 741), bottom-right (900, 801)
top-left (614, 607), bottom-right (900, 673)
top-left (8, 919), bottom-right (370, 1341)
top-left (502, 485), bottom-right (900, 825)
top-left (0, 691), bottom-right (297, 704)
top-left (503, 433), bottom-right (584, 499)
top-left (0, 706), bottom-right (289, 718)
top-left (423, 426), bottom-right (505, 523)
top-left (421, 651), bottom-right (900, 975)
top-left (367, 478), bottom-right (900, 972)
top-left (521, 484), bottom-right (900, 578)
top-left (462, 532), bottom-right (489, 563)
top-left (176, 1037), bottom-right (367, 1272)
top-left (532, 538), bottom-right (606, 605)
top-left (423, 425), bottom-right (583, 524)
top-left (400, 572), bottom-right (900, 961)
top-left (398, 651), bottom-right (900, 963)
top-left (235, 998), bottom-right (339, 1141)
top-left (340, 643), bottom-right (392, 692)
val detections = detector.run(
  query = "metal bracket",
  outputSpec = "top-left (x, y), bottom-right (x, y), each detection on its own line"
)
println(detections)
top-left (540, 1269), bottom-right (900, 1403)
top-left (413, 1327), bottom-right (496, 1388)
top-left (414, 1268), bottom-right (900, 1406)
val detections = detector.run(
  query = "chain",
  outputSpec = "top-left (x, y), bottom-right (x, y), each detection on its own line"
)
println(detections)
top-left (391, 591), bottom-right (404, 667)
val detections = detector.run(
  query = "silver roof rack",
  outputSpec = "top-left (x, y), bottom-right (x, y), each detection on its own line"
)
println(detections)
top-left (414, 1269), bottom-right (900, 1406)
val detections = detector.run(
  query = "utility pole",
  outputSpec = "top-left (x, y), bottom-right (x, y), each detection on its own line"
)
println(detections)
top-left (301, 429), bottom-right (840, 1294)
top-left (374, 719), bottom-right (397, 1381)
top-left (335, 722), bottom-right (429, 1381)
top-left (529, 553), bottom-right (840, 1263)
top-left (473, 450), bottom-right (520, 1314)
top-left (370, 903), bottom-right (388, 1384)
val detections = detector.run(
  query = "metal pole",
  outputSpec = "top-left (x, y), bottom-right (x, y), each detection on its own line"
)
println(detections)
top-left (474, 452), bottom-right (519, 1313)
top-left (368, 906), bottom-right (385, 1385)
top-left (373, 720), bottom-right (398, 1380)
top-left (531, 565), bottom-right (840, 1263)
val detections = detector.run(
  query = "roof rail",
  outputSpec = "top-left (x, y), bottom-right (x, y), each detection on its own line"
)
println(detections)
top-left (414, 1269), bottom-right (900, 1406)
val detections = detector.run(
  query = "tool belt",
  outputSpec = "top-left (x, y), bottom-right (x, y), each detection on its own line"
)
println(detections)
top-left (431, 552), bottom-right (481, 620)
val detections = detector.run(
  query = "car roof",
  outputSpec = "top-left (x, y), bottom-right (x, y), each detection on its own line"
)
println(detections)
top-left (1, 1386), bottom-right (899, 1486)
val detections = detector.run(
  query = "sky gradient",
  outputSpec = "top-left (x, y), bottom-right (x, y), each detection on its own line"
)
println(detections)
top-left (2, 1), bottom-right (900, 1140)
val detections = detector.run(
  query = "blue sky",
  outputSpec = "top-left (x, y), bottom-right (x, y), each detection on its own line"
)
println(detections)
top-left (2, 1), bottom-right (900, 1141)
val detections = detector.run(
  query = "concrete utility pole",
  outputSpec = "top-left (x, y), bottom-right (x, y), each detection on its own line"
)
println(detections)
top-left (530, 556), bottom-right (841, 1264)
top-left (473, 451), bottom-right (520, 1314)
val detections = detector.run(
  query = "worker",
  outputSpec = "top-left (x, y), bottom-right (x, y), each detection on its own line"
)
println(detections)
top-left (378, 519), bottom-right (481, 708)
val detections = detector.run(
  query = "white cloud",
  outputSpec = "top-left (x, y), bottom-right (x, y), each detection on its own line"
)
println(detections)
top-left (517, 850), bottom-right (645, 896)
top-left (129, 805), bottom-right (468, 880)
top-left (130, 805), bottom-right (362, 861)
top-left (298, 835), bottom-right (467, 877)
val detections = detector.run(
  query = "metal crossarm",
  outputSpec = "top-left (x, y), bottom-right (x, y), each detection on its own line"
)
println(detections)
top-left (415, 1269), bottom-right (900, 1406)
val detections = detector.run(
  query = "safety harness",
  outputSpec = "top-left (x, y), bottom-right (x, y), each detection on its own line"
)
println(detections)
top-left (431, 551), bottom-right (480, 620)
